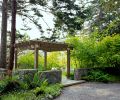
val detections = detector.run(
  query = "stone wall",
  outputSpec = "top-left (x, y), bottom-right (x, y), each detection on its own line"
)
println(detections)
top-left (38, 70), bottom-right (62, 84)
top-left (15, 69), bottom-right (38, 82)
top-left (74, 68), bottom-right (91, 80)
top-left (15, 69), bottom-right (62, 84)
top-left (74, 67), bottom-right (120, 80)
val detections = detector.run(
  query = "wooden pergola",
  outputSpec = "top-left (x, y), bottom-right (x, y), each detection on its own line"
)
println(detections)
top-left (14, 40), bottom-right (73, 78)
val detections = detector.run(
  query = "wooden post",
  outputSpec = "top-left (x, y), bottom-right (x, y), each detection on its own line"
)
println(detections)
top-left (44, 51), bottom-right (47, 70)
top-left (14, 48), bottom-right (17, 69)
top-left (34, 47), bottom-right (38, 69)
top-left (67, 48), bottom-right (70, 79)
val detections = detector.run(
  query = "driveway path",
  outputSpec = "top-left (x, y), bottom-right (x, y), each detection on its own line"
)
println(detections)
top-left (55, 82), bottom-right (120, 100)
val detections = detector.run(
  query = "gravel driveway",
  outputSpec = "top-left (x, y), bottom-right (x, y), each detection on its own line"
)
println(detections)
top-left (55, 82), bottom-right (120, 100)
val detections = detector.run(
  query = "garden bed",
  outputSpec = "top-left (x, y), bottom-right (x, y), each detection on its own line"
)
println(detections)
top-left (0, 69), bottom-right (63, 100)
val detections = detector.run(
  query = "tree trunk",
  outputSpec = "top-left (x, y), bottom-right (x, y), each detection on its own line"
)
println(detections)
top-left (8, 0), bottom-right (16, 70)
top-left (0, 0), bottom-right (8, 68)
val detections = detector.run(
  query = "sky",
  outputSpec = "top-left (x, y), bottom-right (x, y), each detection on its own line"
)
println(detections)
top-left (0, 0), bottom-right (92, 40)
top-left (15, 12), bottom-right (54, 39)
top-left (0, 0), bottom-right (54, 40)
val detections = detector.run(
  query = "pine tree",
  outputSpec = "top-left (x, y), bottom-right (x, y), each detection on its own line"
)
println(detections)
top-left (8, 0), bottom-right (17, 70)
top-left (0, 0), bottom-right (8, 69)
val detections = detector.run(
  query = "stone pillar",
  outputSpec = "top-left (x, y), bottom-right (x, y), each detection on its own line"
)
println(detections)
top-left (67, 48), bottom-right (70, 79)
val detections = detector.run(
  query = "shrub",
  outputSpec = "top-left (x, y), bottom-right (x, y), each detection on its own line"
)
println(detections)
top-left (18, 51), bottom-right (67, 70)
top-left (70, 72), bottom-right (74, 80)
top-left (82, 70), bottom-right (111, 83)
top-left (47, 52), bottom-right (67, 70)
top-left (66, 35), bottom-right (98, 68)
top-left (0, 76), bottom-right (22, 94)
top-left (45, 84), bottom-right (63, 98)
top-left (0, 75), bottom-right (63, 100)
top-left (33, 83), bottom-right (62, 99)
top-left (66, 34), bottom-right (120, 68)
top-left (97, 35), bottom-right (120, 67)
top-left (18, 51), bottom-right (44, 70)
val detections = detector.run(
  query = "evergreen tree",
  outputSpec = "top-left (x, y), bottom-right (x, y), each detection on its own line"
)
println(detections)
top-left (52, 0), bottom-right (90, 35)
top-left (0, 0), bottom-right (8, 68)
top-left (87, 0), bottom-right (120, 35)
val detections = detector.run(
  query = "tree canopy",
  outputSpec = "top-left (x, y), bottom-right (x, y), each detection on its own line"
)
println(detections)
top-left (87, 0), bottom-right (120, 35)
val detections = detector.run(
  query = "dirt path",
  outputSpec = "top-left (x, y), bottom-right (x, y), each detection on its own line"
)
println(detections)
top-left (55, 82), bottom-right (120, 100)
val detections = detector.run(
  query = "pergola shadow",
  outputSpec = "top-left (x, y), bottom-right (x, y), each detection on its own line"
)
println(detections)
top-left (14, 40), bottom-right (73, 78)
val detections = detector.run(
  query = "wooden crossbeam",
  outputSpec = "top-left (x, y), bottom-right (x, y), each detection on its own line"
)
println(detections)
top-left (14, 40), bottom-right (72, 52)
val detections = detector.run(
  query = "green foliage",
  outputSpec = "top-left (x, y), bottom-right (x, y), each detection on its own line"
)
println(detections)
top-left (0, 73), bottom-right (47, 94)
top-left (67, 34), bottom-right (120, 68)
top-left (0, 75), bottom-right (63, 100)
top-left (18, 51), bottom-right (66, 70)
top-left (47, 52), bottom-right (61, 70)
top-left (0, 83), bottom-right (62, 100)
top-left (62, 71), bottom-right (74, 80)
top-left (97, 35), bottom-right (120, 67)
top-left (83, 70), bottom-right (111, 83)
top-left (82, 69), bottom-right (120, 83)
top-left (0, 76), bottom-right (21, 94)
top-left (16, 32), bottom-right (30, 42)
top-left (70, 72), bottom-right (74, 80)
top-left (34, 83), bottom-right (62, 99)
top-left (33, 80), bottom-right (48, 96)
top-left (20, 72), bottom-right (49, 90)
top-left (32, 72), bottom-right (42, 87)
top-left (101, 19), bottom-right (120, 36)
top-left (45, 84), bottom-right (62, 98)
top-left (18, 51), bottom-right (44, 70)
top-left (66, 35), bottom-right (97, 68)
top-left (0, 77), bottom-right (9, 93)
top-left (19, 82), bottom-right (29, 90)
top-left (18, 52), bottom-right (34, 69)
top-left (52, 0), bottom-right (90, 34)
top-left (88, 0), bottom-right (120, 35)
top-left (47, 52), bottom-right (66, 70)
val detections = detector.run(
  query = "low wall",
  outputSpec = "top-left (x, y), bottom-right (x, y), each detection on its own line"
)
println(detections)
top-left (38, 70), bottom-right (62, 84)
top-left (0, 68), bottom-right (7, 80)
top-left (15, 69), bottom-right (38, 82)
top-left (15, 69), bottom-right (62, 84)
top-left (74, 68), bottom-right (91, 80)
top-left (74, 67), bottom-right (120, 80)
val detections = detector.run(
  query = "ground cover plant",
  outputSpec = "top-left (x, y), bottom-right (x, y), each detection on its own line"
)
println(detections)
top-left (18, 51), bottom-right (44, 70)
top-left (0, 75), bottom-right (63, 100)
top-left (81, 69), bottom-right (120, 83)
